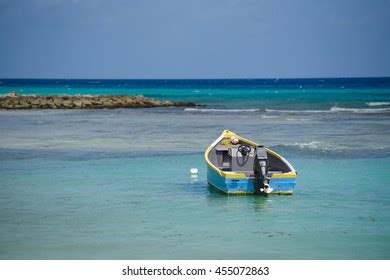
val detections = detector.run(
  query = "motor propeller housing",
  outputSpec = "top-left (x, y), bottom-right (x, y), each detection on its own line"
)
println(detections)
top-left (254, 145), bottom-right (272, 194)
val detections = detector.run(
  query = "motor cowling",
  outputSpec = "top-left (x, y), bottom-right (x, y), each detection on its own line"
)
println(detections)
top-left (253, 145), bottom-right (271, 193)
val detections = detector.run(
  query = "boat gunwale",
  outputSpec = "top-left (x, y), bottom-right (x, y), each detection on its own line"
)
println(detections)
top-left (204, 130), bottom-right (297, 179)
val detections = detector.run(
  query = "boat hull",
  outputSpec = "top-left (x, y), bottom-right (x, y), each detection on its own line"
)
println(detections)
top-left (205, 130), bottom-right (297, 195)
top-left (207, 163), bottom-right (296, 195)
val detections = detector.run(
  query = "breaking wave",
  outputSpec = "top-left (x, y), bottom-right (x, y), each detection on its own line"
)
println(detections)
top-left (184, 108), bottom-right (261, 112)
top-left (266, 107), bottom-right (390, 114)
top-left (185, 106), bottom-right (390, 114)
top-left (265, 109), bottom-right (329, 113)
top-left (366, 102), bottom-right (390, 106)
top-left (329, 106), bottom-right (390, 113)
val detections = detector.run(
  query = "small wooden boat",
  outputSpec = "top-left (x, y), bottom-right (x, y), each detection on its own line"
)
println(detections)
top-left (205, 130), bottom-right (297, 195)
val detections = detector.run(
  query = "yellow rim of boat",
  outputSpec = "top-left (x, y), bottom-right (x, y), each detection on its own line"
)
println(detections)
top-left (204, 130), bottom-right (297, 179)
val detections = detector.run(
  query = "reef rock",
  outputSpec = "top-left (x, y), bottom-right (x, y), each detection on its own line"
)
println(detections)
top-left (0, 93), bottom-right (196, 109)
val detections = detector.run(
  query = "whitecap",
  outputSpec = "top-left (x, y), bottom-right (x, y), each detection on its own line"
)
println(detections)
top-left (184, 108), bottom-right (260, 112)
top-left (330, 106), bottom-right (390, 113)
top-left (265, 109), bottom-right (329, 113)
top-left (265, 107), bottom-right (390, 114)
top-left (366, 102), bottom-right (390, 107)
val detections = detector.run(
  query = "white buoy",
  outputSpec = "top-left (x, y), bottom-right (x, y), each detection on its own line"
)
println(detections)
top-left (190, 168), bottom-right (198, 174)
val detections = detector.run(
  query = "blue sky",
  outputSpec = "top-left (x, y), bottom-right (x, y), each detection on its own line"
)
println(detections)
top-left (0, 0), bottom-right (389, 78)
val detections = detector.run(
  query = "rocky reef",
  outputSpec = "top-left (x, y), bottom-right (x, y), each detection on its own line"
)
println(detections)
top-left (0, 92), bottom-right (196, 109)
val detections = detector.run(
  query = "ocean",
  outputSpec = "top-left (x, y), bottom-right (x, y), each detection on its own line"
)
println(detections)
top-left (0, 78), bottom-right (389, 259)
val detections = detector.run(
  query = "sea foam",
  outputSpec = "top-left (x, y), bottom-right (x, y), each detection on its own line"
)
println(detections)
top-left (265, 107), bottom-right (390, 114)
top-left (184, 108), bottom-right (261, 112)
top-left (366, 102), bottom-right (390, 106)
top-left (265, 109), bottom-right (329, 113)
top-left (330, 106), bottom-right (390, 113)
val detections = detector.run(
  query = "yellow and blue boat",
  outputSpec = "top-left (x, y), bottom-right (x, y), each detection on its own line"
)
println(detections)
top-left (205, 130), bottom-right (297, 195)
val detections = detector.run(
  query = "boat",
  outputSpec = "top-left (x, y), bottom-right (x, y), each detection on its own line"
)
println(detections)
top-left (205, 130), bottom-right (297, 195)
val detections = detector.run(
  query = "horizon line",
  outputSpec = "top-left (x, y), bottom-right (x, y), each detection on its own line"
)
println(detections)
top-left (0, 76), bottom-right (390, 80)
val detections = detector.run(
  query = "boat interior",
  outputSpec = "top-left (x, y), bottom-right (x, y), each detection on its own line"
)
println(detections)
top-left (207, 138), bottom-right (292, 177)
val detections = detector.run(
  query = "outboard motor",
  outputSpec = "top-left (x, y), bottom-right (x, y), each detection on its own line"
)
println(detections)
top-left (253, 145), bottom-right (273, 194)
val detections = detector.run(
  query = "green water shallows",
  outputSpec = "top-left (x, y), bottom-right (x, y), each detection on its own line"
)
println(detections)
top-left (0, 154), bottom-right (389, 259)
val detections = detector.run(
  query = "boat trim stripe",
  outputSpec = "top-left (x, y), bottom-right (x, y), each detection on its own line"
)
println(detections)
top-left (204, 130), bottom-right (297, 179)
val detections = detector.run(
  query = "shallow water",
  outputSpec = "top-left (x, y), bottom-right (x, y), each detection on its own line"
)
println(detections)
top-left (0, 79), bottom-right (389, 259)
top-left (1, 151), bottom-right (389, 259)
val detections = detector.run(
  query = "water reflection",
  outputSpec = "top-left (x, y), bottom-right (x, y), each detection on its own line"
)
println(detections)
top-left (206, 183), bottom-right (273, 213)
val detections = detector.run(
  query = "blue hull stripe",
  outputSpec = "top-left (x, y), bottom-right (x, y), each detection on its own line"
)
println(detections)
top-left (207, 165), bottom-right (296, 194)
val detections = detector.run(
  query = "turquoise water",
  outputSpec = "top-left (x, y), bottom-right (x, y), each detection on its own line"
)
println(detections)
top-left (0, 78), bottom-right (390, 259)
top-left (1, 78), bottom-right (390, 110)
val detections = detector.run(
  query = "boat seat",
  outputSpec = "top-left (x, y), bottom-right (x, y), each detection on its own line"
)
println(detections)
top-left (213, 145), bottom-right (232, 171)
top-left (215, 146), bottom-right (229, 152)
